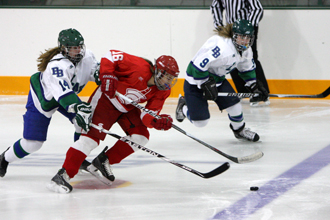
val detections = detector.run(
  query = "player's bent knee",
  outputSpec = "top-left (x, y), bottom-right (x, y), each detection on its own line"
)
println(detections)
top-left (192, 119), bottom-right (209, 127)
top-left (72, 135), bottom-right (98, 155)
top-left (21, 138), bottom-right (44, 153)
top-left (125, 134), bottom-right (149, 152)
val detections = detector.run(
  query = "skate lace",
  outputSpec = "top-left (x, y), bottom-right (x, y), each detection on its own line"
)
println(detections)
top-left (176, 97), bottom-right (186, 119)
top-left (176, 110), bottom-right (185, 119)
top-left (103, 160), bottom-right (113, 177)
top-left (240, 128), bottom-right (256, 140)
top-left (63, 171), bottom-right (71, 182)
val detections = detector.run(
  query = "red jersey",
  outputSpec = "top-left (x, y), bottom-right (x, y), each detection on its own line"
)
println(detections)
top-left (99, 50), bottom-right (171, 127)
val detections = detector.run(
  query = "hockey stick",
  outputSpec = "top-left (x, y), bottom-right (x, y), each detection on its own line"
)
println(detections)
top-left (116, 92), bottom-right (264, 164)
top-left (218, 86), bottom-right (330, 98)
top-left (90, 123), bottom-right (229, 179)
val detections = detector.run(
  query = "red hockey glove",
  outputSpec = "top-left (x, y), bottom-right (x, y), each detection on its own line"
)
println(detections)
top-left (151, 114), bottom-right (173, 131)
top-left (101, 74), bottom-right (118, 98)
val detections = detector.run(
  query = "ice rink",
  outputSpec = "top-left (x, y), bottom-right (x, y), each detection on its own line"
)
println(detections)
top-left (0, 95), bottom-right (330, 220)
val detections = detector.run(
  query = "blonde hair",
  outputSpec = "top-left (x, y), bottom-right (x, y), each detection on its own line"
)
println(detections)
top-left (37, 47), bottom-right (61, 72)
top-left (214, 23), bottom-right (233, 38)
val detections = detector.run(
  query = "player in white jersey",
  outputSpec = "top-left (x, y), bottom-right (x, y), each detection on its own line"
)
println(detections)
top-left (175, 19), bottom-right (268, 142)
top-left (0, 28), bottom-right (100, 177)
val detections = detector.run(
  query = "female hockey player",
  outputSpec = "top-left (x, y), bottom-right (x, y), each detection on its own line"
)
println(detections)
top-left (0, 28), bottom-right (99, 178)
top-left (48, 50), bottom-right (179, 193)
top-left (175, 19), bottom-right (268, 142)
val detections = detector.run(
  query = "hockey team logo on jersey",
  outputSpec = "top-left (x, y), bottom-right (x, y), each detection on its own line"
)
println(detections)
top-left (121, 88), bottom-right (147, 104)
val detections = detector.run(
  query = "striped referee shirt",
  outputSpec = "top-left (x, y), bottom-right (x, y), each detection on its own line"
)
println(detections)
top-left (210, 0), bottom-right (263, 27)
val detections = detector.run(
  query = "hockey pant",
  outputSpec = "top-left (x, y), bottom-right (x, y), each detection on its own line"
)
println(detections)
top-left (5, 91), bottom-right (78, 163)
top-left (183, 79), bottom-right (244, 129)
top-left (63, 91), bottom-right (150, 178)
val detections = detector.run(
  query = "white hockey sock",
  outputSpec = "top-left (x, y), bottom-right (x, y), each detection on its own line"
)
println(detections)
top-left (72, 135), bottom-right (98, 156)
top-left (226, 103), bottom-right (244, 130)
top-left (5, 138), bottom-right (43, 163)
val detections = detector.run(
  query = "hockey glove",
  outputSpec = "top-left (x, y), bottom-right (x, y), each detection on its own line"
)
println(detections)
top-left (201, 77), bottom-right (218, 101)
top-left (245, 81), bottom-right (269, 102)
top-left (72, 102), bottom-right (92, 132)
top-left (93, 63), bottom-right (101, 86)
top-left (151, 114), bottom-right (173, 131)
top-left (101, 74), bottom-right (118, 98)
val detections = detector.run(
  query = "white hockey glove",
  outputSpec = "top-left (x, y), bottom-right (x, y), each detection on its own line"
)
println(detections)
top-left (69, 102), bottom-right (92, 132)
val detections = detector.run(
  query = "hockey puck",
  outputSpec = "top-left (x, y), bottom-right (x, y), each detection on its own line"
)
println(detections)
top-left (250, 186), bottom-right (259, 191)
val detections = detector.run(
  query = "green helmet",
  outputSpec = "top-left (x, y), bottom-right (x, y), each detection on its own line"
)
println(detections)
top-left (232, 19), bottom-right (255, 52)
top-left (58, 28), bottom-right (85, 64)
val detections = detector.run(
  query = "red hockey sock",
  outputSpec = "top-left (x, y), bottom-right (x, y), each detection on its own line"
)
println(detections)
top-left (105, 140), bottom-right (134, 165)
top-left (63, 147), bottom-right (87, 178)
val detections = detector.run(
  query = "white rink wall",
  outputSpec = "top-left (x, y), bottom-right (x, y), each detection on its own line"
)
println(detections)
top-left (0, 8), bottom-right (329, 80)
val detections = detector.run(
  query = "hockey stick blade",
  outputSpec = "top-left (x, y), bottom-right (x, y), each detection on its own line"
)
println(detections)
top-left (90, 123), bottom-right (229, 179)
top-left (116, 92), bottom-right (263, 164)
top-left (218, 86), bottom-right (330, 99)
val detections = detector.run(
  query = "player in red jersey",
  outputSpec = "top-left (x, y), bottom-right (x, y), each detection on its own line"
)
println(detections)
top-left (47, 50), bottom-right (180, 193)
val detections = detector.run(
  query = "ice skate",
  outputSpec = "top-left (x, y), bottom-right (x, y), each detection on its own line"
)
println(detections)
top-left (78, 159), bottom-right (91, 174)
top-left (230, 123), bottom-right (260, 142)
top-left (175, 94), bottom-right (186, 122)
top-left (87, 146), bottom-right (114, 185)
top-left (0, 147), bottom-right (9, 177)
top-left (47, 168), bottom-right (72, 194)
top-left (250, 97), bottom-right (270, 107)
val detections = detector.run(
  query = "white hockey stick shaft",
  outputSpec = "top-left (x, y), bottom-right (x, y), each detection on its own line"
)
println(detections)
top-left (218, 86), bottom-right (330, 98)
top-left (90, 123), bottom-right (229, 178)
top-left (116, 92), bottom-right (263, 164)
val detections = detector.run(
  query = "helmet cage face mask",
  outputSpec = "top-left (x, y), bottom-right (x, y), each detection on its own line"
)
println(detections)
top-left (232, 33), bottom-right (255, 52)
top-left (59, 44), bottom-right (86, 64)
top-left (153, 55), bottom-right (179, 91)
top-left (231, 19), bottom-right (255, 52)
top-left (154, 67), bottom-right (178, 91)
top-left (58, 28), bottom-right (85, 64)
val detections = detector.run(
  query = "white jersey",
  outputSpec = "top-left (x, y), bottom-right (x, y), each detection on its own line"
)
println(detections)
top-left (30, 49), bottom-right (98, 118)
top-left (185, 35), bottom-right (256, 88)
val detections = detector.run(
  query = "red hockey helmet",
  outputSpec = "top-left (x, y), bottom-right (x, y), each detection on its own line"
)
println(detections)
top-left (154, 55), bottom-right (180, 90)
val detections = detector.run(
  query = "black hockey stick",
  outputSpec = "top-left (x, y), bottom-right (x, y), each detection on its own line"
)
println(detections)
top-left (90, 123), bottom-right (229, 179)
top-left (116, 92), bottom-right (263, 164)
top-left (218, 86), bottom-right (330, 98)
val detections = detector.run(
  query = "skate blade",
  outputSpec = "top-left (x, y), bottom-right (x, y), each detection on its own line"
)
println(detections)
top-left (46, 181), bottom-right (71, 194)
top-left (87, 164), bottom-right (113, 186)
top-left (250, 100), bottom-right (270, 107)
top-left (78, 168), bottom-right (91, 175)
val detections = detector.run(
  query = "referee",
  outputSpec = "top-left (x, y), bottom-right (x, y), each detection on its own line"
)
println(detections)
top-left (210, 0), bottom-right (270, 106)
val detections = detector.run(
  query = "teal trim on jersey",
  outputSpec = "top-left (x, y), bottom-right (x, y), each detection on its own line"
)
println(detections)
top-left (30, 72), bottom-right (80, 111)
top-left (58, 92), bottom-right (80, 110)
top-left (187, 62), bottom-right (209, 80)
top-left (13, 139), bottom-right (29, 159)
top-left (210, 73), bottom-right (226, 83)
top-left (187, 62), bottom-right (226, 83)
top-left (238, 70), bottom-right (256, 82)
top-left (228, 113), bottom-right (244, 123)
top-left (30, 72), bottom-right (60, 111)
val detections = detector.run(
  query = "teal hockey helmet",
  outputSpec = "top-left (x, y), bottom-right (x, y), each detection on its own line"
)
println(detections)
top-left (232, 19), bottom-right (255, 52)
top-left (58, 28), bottom-right (85, 64)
